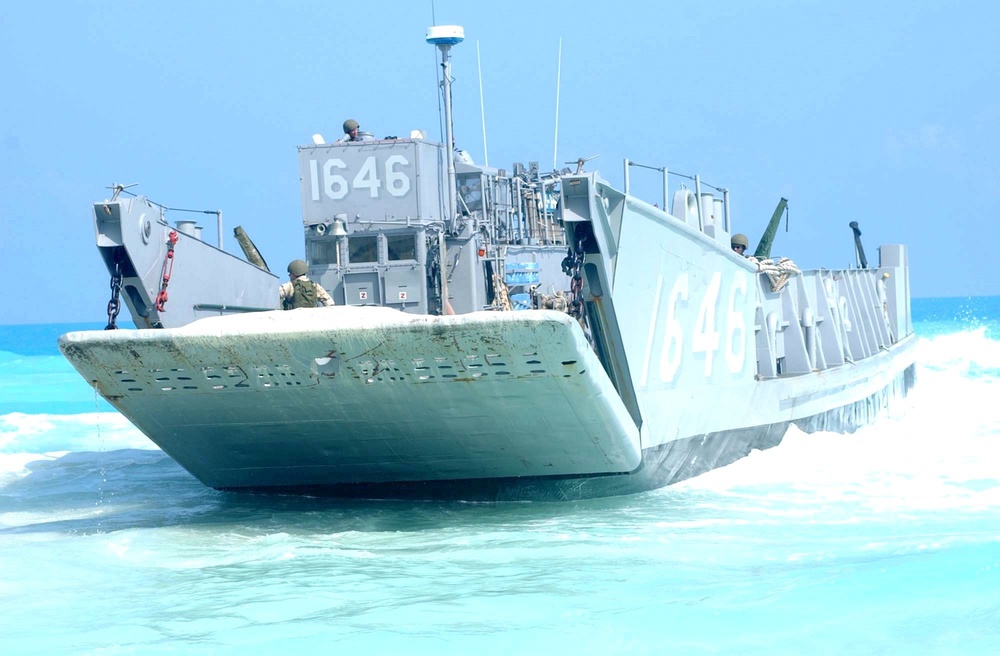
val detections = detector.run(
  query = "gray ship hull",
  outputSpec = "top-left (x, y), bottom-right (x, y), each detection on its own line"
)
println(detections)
top-left (62, 44), bottom-right (917, 499)
top-left (59, 306), bottom-right (916, 500)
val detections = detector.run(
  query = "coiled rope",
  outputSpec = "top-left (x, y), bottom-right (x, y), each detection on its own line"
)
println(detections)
top-left (747, 256), bottom-right (801, 292)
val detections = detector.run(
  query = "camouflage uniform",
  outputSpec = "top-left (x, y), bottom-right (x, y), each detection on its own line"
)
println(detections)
top-left (279, 275), bottom-right (335, 309)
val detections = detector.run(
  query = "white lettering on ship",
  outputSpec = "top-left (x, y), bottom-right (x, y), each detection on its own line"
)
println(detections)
top-left (640, 270), bottom-right (749, 386)
top-left (309, 156), bottom-right (411, 201)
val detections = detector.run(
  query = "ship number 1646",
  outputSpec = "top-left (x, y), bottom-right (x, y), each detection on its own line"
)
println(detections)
top-left (309, 156), bottom-right (412, 201)
top-left (640, 271), bottom-right (749, 385)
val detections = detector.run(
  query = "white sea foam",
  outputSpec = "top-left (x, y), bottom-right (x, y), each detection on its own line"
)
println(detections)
top-left (0, 506), bottom-right (105, 530)
top-left (0, 411), bottom-right (153, 462)
top-left (680, 329), bottom-right (1000, 515)
top-left (918, 326), bottom-right (1000, 374)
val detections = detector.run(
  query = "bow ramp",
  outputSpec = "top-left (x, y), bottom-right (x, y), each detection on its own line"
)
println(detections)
top-left (59, 307), bottom-right (642, 490)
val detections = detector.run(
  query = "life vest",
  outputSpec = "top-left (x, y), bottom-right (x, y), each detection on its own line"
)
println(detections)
top-left (284, 278), bottom-right (318, 309)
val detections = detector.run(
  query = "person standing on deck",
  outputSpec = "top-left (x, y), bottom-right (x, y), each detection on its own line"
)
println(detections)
top-left (280, 260), bottom-right (335, 309)
top-left (337, 119), bottom-right (376, 142)
top-left (731, 233), bottom-right (749, 256)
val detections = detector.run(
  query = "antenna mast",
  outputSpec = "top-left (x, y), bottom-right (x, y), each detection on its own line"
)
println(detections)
top-left (553, 37), bottom-right (562, 171)
top-left (477, 40), bottom-right (489, 167)
top-left (426, 25), bottom-right (465, 230)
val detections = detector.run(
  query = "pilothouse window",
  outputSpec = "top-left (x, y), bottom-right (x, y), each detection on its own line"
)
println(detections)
top-left (458, 173), bottom-right (483, 213)
top-left (310, 239), bottom-right (338, 265)
top-left (348, 235), bottom-right (378, 263)
top-left (387, 234), bottom-right (416, 261)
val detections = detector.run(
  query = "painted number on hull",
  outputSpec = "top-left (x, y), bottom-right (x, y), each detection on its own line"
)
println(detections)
top-left (641, 271), bottom-right (749, 385)
top-left (309, 155), bottom-right (411, 201)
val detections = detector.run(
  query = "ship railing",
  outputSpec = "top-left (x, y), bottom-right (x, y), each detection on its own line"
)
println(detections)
top-left (471, 166), bottom-right (566, 248)
top-left (107, 185), bottom-right (226, 251)
top-left (622, 159), bottom-right (731, 238)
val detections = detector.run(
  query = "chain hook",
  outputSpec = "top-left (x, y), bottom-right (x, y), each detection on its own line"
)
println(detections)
top-left (155, 230), bottom-right (180, 313)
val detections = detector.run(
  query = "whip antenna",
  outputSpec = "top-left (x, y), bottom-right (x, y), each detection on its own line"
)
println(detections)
top-left (553, 37), bottom-right (562, 171)
top-left (430, 2), bottom-right (443, 142)
top-left (477, 40), bottom-right (489, 167)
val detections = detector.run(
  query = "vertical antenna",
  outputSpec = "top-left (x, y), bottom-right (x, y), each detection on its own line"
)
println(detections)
top-left (430, 2), bottom-right (443, 142)
top-left (427, 26), bottom-right (465, 229)
top-left (477, 40), bottom-right (489, 167)
top-left (553, 37), bottom-right (562, 171)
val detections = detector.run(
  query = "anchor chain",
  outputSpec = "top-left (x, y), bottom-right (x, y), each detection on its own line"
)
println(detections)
top-left (154, 230), bottom-right (180, 313)
top-left (104, 256), bottom-right (124, 330)
top-left (561, 238), bottom-right (586, 319)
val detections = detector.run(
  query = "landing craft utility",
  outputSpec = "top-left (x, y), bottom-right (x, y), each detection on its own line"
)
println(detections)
top-left (58, 26), bottom-right (916, 500)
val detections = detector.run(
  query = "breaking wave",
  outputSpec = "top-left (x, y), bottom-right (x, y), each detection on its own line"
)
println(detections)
top-left (680, 328), bottom-right (1000, 516)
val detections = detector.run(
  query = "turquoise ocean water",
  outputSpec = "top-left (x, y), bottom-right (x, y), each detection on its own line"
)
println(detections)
top-left (1, 298), bottom-right (998, 655)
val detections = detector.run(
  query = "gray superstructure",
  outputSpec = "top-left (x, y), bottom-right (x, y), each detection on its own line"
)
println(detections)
top-left (59, 26), bottom-right (916, 500)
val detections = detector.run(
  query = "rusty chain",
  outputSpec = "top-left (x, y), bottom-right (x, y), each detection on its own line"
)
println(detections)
top-left (104, 256), bottom-right (123, 330)
top-left (562, 238), bottom-right (586, 319)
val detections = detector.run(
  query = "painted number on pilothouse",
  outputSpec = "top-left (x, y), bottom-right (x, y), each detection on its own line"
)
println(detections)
top-left (640, 271), bottom-right (749, 386)
top-left (308, 155), bottom-right (411, 201)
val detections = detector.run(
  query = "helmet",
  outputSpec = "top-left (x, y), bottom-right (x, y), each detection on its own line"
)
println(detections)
top-left (287, 259), bottom-right (308, 277)
top-left (343, 119), bottom-right (359, 133)
top-left (731, 233), bottom-right (749, 248)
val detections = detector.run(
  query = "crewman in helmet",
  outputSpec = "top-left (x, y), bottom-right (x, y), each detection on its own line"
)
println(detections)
top-left (337, 118), bottom-right (376, 142)
top-left (731, 233), bottom-right (749, 256)
top-left (279, 260), bottom-right (335, 309)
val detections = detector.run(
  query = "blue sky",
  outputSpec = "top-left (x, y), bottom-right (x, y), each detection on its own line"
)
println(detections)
top-left (1, 0), bottom-right (997, 325)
